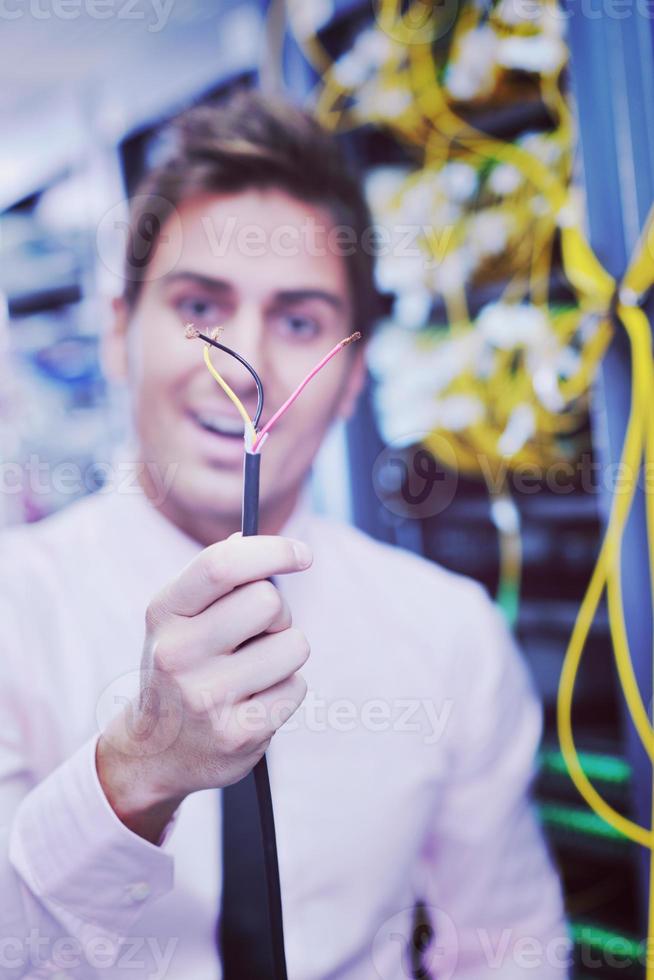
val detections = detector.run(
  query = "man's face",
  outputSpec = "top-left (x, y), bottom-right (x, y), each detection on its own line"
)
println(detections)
top-left (107, 189), bottom-right (364, 531)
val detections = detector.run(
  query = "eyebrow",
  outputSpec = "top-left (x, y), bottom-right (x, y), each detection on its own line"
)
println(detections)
top-left (162, 272), bottom-right (346, 312)
top-left (274, 289), bottom-right (346, 313)
top-left (161, 272), bottom-right (232, 293)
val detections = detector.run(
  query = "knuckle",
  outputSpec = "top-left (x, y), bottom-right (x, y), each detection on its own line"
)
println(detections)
top-left (287, 627), bottom-right (311, 665)
top-left (208, 678), bottom-right (230, 710)
top-left (202, 547), bottom-right (228, 590)
top-left (223, 725), bottom-right (250, 755)
top-left (145, 598), bottom-right (163, 633)
top-left (208, 669), bottom-right (240, 712)
top-left (232, 727), bottom-right (253, 753)
top-left (151, 636), bottom-right (181, 674)
top-left (180, 685), bottom-right (207, 718)
top-left (254, 580), bottom-right (283, 620)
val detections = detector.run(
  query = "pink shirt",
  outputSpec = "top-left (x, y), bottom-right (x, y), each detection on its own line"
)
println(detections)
top-left (0, 483), bottom-right (568, 979)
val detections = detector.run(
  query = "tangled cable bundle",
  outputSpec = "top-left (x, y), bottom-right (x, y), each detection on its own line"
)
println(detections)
top-left (281, 0), bottom-right (654, 969)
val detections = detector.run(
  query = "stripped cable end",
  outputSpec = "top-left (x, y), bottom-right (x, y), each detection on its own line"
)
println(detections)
top-left (341, 331), bottom-right (362, 348)
top-left (184, 323), bottom-right (200, 339)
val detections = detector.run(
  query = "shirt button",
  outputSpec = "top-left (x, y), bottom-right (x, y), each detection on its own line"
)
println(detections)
top-left (127, 881), bottom-right (151, 902)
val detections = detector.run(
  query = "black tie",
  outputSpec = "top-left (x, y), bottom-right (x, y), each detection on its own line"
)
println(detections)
top-left (219, 459), bottom-right (287, 980)
top-left (218, 764), bottom-right (277, 977)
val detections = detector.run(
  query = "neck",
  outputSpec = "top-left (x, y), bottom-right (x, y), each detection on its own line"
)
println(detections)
top-left (138, 468), bottom-right (302, 547)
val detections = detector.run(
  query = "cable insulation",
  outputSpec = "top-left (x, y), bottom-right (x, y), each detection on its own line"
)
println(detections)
top-left (242, 450), bottom-right (288, 980)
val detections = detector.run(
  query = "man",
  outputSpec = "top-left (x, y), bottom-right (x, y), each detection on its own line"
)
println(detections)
top-left (0, 91), bottom-right (568, 979)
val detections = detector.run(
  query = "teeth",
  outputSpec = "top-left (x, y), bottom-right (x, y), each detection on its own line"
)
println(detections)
top-left (194, 412), bottom-right (244, 436)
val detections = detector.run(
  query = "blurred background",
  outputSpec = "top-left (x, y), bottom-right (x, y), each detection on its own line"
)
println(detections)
top-left (2, 1), bottom-right (654, 976)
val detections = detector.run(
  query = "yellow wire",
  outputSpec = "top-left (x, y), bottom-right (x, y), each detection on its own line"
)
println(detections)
top-left (607, 549), bottom-right (654, 763)
top-left (604, 308), bottom-right (654, 761)
top-left (289, 0), bottom-right (599, 472)
top-left (647, 359), bottom-right (654, 709)
top-left (202, 345), bottom-right (257, 448)
top-left (557, 305), bottom-right (654, 852)
top-left (645, 380), bottom-right (654, 980)
top-left (284, 0), bottom-right (331, 74)
top-left (287, 10), bottom-right (654, 953)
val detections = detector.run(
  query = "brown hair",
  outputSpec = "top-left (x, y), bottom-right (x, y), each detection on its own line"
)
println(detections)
top-left (121, 89), bottom-right (379, 335)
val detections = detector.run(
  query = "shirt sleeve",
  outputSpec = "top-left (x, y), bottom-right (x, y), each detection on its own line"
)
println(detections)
top-left (0, 564), bottom-right (175, 979)
top-left (416, 585), bottom-right (571, 980)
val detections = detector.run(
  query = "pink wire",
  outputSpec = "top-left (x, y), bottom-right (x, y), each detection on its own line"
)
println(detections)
top-left (252, 335), bottom-right (358, 452)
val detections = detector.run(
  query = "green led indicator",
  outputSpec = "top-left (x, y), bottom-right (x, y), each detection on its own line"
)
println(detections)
top-left (496, 581), bottom-right (520, 628)
top-left (571, 921), bottom-right (644, 960)
top-left (539, 802), bottom-right (628, 841)
top-left (539, 749), bottom-right (631, 785)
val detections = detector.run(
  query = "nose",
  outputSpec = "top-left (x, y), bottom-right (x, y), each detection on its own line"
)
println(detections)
top-left (206, 301), bottom-right (265, 411)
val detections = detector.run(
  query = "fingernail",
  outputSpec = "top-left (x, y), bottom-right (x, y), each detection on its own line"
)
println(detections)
top-left (292, 541), bottom-right (313, 568)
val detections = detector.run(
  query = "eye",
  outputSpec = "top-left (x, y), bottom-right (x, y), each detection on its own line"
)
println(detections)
top-left (274, 312), bottom-right (321, 341)
top-left (173, 295), bottom-right (227, 325)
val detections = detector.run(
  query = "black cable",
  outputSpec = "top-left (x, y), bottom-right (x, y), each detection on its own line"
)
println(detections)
top-left (242, 451), bottom-right (262, 536)
top-left (242, 449), bottom-right (289, 980)
top-left (198, 332), bottom-right (264, 429)
top-left (195, 328), bottom-right (286, 978)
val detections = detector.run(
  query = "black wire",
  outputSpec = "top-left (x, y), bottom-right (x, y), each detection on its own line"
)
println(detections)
top-left (197, 325), bottom-right (284, 974)
top-left (242, 451), bottom-right (262, 536)
top-left (198, 332), bottom-right (264, 430)
top-left (242, 450), bottom-right (289, 980)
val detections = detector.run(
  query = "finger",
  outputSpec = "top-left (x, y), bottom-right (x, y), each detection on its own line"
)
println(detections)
top-left (153, 581), bottom-right (292, 673)
top-left (222, 675), bottom-right (308, 749)
top-left (253, 673), bottom-right (308, 732)
top-left (150, 534), bottom-right (312, 619)
top-left (179, 628), bottom-right (310, 706)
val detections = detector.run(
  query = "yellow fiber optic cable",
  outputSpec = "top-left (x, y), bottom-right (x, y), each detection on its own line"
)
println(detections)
top-left (285, 17), bottom-right (654, 958)
top-left (557, 303), bottom-right (653, 850)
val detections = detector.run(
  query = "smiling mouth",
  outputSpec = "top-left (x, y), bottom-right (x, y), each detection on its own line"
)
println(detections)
top-left (189, 409), bottom-right (245, 439)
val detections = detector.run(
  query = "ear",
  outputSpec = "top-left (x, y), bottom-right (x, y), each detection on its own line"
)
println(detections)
top-left (101, 296), bottom-right (130, 383)
top-left (336, 344), bottom-right (367, 421)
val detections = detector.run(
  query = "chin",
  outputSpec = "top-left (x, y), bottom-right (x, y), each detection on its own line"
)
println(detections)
top-left (177, 463), bottom-right (244, 512)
